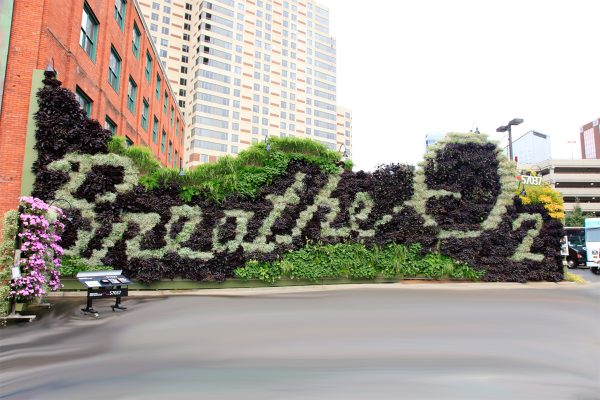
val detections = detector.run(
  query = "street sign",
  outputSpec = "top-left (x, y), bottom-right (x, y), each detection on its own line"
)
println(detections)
top-left (560, 235), bottom-right (569, 256)
top-left (518, 175), bottom-right (543, 185)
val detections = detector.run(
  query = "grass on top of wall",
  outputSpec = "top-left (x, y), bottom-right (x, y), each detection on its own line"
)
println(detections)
top-left (108, 136), bottom-right (352, 203)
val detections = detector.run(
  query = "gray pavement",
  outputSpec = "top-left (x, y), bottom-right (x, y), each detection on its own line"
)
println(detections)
top-left (1, 285), bottom-right (599, 400)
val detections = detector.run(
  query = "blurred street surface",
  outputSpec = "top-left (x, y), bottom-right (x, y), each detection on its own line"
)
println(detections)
top-left (1, 285), bottom-right (599, 400)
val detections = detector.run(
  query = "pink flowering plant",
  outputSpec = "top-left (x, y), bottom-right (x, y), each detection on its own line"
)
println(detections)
top-left (9, 197), bottom-right (64, 302)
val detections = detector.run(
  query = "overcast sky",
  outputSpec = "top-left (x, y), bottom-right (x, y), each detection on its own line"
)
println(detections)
top-left (319, 0), bottom-right (600, 171)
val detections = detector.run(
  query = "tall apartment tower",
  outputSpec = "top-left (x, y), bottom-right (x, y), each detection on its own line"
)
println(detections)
top-left (139, 0), bottom-right (352, 167)
top-left (138, 1), bottom-right (193, 111)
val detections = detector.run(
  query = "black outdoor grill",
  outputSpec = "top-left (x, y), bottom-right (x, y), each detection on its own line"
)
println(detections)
top-left (76, 270), bottom-right (132, 317)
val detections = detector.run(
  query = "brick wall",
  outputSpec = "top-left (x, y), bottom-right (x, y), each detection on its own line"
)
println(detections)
top-left (0, 0), bottom-right (185, 237)
top-left (0, 0), bottom-right (44, 232)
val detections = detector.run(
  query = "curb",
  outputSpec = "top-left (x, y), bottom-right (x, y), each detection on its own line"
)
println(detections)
top-left (47, 281), bottom-right (596, 298)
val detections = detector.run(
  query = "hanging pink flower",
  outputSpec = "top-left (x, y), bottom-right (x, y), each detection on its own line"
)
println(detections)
top-left (10, 197), bottom-right (65, 302)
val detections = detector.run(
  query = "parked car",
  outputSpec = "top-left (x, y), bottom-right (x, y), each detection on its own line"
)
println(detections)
top-left (565, 227), bottom-right (587, 269)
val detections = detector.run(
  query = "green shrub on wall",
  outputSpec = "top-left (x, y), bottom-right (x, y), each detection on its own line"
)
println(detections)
top-left (0, 210), bottom-right (19, 318)
top-left (59, 256), bottom-right (109, 278)
top-left (235, 242), bottom-right (484, 284)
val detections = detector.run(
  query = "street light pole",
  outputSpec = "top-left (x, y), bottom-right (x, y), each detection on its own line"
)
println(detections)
top-left (508, 124), bottom-right (514, 162)
top-left (566, 140), bottom-right (576, 159)
top-left (496, 118), bottom-right (524, 162)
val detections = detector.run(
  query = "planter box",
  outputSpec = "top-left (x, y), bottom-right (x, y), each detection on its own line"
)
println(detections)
top-left (59, 276), bottom-right (407, 292)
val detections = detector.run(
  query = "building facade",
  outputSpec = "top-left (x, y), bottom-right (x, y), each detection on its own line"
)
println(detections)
top-left (138, 0), bottom-right (192, 111)
top-left (138, 0), bottom-right (352, 167)
top-left (580, 118), bottom-right (600, 159)
top-left (336, 106), bottom-right (352, 158)
top-left (510, 130), bottom-right (552, 164)
top-left (425, 132), bottom-right (446, 150)
top-left (523, 159), bottom-right (600, 215)
top-left (0, 0), bottom-right (184, 225)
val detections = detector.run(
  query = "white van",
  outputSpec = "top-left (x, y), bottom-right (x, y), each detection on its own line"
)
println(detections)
top-left (585, 218), bottom-right (600, 275)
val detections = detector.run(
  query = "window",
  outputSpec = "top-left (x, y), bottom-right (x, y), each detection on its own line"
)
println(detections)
top-left (75, 86), bottom-right (92, 117)
top-left (105, 116), bottom-right (117, 135)
top-left (80, 3), bottom-right (99, 61)
top-left (145, 52), bottom-right (153, 83)
top-left (125, 136), bottom-right (134, 147)
top-left (164, 92), bottom-right (168, 113)
top-left (108, 47), bottom-right (121, 92)
top-left (584, 129), bottom-right (597, 158)
top-left (141, 99), bottom-right (149, 130)
top-left (127, 77), bottom-right (137, 113)
top-left (174, 151), bottom-right (178, 168)
top-left (152, 116), bottom-right (159, 143)
top-left (168, 141), bottom-right (173, 163)
top-left (161, 130), bottom-right (167, 153)
top-left (191, 140), bottom-right (227, 152)
top-left (170, 106), bottom-right (174, 126)
top-left (156, 75), bottom-right (161, 100)
top-left (114, 0), bottom-right (126, 30)
top-left (193, 128), bottom-right (228, 141)
top-left (132, 24), bottom-right (141, 58)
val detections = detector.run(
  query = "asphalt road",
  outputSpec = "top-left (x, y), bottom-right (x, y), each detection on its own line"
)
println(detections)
top-left (1, 286), bottom-right (599, 400)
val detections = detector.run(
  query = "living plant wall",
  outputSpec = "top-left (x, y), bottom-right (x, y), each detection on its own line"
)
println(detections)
top-left (30, 71), bottom-right (564, 283)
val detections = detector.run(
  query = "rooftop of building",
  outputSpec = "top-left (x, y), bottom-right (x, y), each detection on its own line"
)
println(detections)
top-left (520, 158), bottom-right (600, 170)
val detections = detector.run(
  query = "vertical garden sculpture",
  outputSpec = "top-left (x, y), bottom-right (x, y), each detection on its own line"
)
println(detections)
top-left (30, 70), bottom-right (563, 283)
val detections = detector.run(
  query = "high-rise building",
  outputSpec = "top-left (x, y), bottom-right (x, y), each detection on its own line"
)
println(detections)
top-left (510, 130), bottom-right (552, 164)
top-left (580, 118), bottom-right (600, 159)
top-left (138, 0), bottom-right (192, 111)
top-left (139, 0), bottom-right (352, 167)
top-left (0, 0), bottom-right (184, 227)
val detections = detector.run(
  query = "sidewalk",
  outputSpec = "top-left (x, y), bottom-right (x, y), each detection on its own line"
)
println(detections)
top-left (47, 280), bottom-right (596, 298)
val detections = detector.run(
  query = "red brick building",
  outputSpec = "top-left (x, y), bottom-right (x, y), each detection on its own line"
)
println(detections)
top-left (0, 0), bottom-right (184, 225)
top-left (580, 118), bottom-right (600, 159)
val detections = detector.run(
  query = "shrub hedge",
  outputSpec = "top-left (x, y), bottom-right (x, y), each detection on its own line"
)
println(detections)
top-left (28, 71), bottom-right (563, 284)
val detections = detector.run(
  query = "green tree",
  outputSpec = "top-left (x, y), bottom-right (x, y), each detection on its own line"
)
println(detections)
top-left (564, 201), bottom-right (586, 227)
